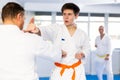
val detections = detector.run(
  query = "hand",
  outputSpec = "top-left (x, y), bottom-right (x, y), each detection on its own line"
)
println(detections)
top-left (104, 54), bottom-right (109, 60)
top-left (95, 45), bottom-right (97, 48)
top-left (24, 17), bottom-right (35, 32)
top-left (105, 57), bottom-right (109, 60)
top-left (62, 50), bottom-right (67, 58)
top-left (75, 52), bottom-right (85, 60)
top-left (23, 18), bottom-right (41, 35)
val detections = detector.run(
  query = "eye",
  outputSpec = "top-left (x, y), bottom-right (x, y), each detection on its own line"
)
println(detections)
top-left (68, 13), bottom-right (72, 15)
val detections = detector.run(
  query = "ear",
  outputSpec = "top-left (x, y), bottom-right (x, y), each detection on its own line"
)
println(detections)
top-left (75, 14), bottom-right (79, 19)
top-left (16, 13), bottom-right (23, 21)
top-left (16, 13), bottom-right (21, 21)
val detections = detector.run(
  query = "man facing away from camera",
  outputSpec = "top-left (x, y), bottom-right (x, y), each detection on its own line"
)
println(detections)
top-left (0, 2), bottom-right (64, 80)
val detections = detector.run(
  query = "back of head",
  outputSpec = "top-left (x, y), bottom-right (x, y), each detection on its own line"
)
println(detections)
top-left (1, 2), bottom-right (24, 22)
top-left (61, 3), bottom-right (80, 15)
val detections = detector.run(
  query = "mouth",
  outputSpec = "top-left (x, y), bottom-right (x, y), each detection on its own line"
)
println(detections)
top-left (65, 21), bottom-right (68, 23)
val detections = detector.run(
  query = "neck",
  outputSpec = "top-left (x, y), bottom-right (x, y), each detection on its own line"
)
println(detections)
top-left (100, 33), bottom-right (105, 39)
top-left (3, 18), bottom-right (15, 24)
top-left (101, 33), bottom-right (105, 36)
top-left (3, 19), bottom-right (20, 30)
top-left (4, 21), bottom-right (14, 25)
top-left (66, 23), bottom-right (76, 29)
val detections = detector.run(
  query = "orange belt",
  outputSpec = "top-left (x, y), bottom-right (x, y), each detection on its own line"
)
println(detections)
top-left (54, 61), bottom-right (81, 80)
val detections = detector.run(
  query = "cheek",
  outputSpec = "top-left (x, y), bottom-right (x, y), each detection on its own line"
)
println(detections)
top-left (22, 21), bottom-right (24, 27)
top-left (20, 19), bottom-right (24, 24)
top-left (70, 16), bottom-right (75, 20)
top-left (70, 18), bottom-right (74, 23)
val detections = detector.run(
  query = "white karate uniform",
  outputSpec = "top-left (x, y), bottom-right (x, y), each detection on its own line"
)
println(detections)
top-left (0, 25), bottom-right (61, 80)
top-left (95, 34), bottom-right (113, 80)
top-left (40, 24), bottom-right (90, 80)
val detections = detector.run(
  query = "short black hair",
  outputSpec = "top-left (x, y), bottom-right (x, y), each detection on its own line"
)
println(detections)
top-left (61, 3), bottom-right (80, 15)
top-left (1, 2), bottom-right (24, 22)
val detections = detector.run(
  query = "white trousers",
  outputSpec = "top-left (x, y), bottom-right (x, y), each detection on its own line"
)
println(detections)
top-left (94, 56), bottom-right (113, 80)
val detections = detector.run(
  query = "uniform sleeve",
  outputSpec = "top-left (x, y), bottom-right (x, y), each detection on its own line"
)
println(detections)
top-left (95, 37), bottom-right (97, 46)
top-left (33, 35), bottom-right (62, 61)
top-left (106, 36), bottom-right (112, 55)
top-left (38, 24), bottom-right (59, 41)
top-left (82, 34), bottom-right (91, 59)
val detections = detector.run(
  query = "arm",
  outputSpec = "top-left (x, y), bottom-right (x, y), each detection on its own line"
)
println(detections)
top-left (95, 44), bottom-right (97, 48)
top-left (105, 36), bottom-right (111, 60)
top-left (95, 37), bottom-right (98, 48)
top-left (75, 32), bottom-right (90, 60)
top-left (106, 36), bottom-right (111, 55)
top-left (25, 18), bottom-right (63, 61)
top-left (24, 18), bottom-right (59, 41)
top-left (34, 36), bottom-right (62, 61)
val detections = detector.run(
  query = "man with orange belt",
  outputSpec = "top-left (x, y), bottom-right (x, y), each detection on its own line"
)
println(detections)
top-left (26, 3), bottom-right (90, 80)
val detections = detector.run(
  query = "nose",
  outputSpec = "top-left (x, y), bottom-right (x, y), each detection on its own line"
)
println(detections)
top-left (63, 14), bottom-right (68, 18)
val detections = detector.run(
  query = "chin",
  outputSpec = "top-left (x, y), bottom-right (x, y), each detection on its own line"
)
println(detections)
top-left (64, 22), bottom-right (68, 25)
top-left (64, 23), bottom-right (69, 26)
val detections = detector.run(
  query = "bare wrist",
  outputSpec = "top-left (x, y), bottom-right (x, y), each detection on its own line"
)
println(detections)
top-left (35, 27), bottom-right (41, 36)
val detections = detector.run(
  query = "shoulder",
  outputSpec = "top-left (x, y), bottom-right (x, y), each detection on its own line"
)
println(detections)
top-left (77, 28), bottom-right (87, 36)
top-left (95, 35), bottom-right (100, 40)
top-left (96, 36), bottom-right (100, 38)
top-left (49, 23), bottom-right (61, 32)
top-left (105, 34), bottom-right (111, 38)
top-left (44, 23), bottom-right (62, 31)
